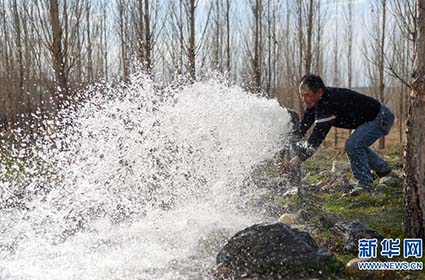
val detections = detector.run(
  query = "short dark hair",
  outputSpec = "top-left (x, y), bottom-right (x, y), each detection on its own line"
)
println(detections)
top-left (299, 74), bottom-right (325, 93)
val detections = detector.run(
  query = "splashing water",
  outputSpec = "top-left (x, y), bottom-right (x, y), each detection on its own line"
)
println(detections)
top-left (0, 74), bottom-right (292, 280)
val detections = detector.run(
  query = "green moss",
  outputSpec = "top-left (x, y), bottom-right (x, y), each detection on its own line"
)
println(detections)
top-left (275, 143), bottom-right (415, 279)
top-left (320, 192), bottom-right (404, 239)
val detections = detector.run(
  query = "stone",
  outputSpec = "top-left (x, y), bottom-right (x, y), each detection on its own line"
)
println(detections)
top-left (331, 161), bottom-right (350, 173)
top-left (345, 257), bottom-right (366, 274)
top-left (345, 258), bottom-right (378, 278)
top-left (216, 222), bottom-right (341, 279)
top-left (332, 220), bottom-right (383, 253)
top-left (317, 212), bottom-right (340, 229)
top-left (322, 175), bottom-right (352, 193)
top-left (379, 177), bottom-right (401, 188)
top-left (278, 213), bottom-right (300, 225)
top-left (375, 183), bottom-right (388, 193)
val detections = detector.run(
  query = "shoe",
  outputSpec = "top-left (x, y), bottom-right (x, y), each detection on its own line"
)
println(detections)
top-left (375, 169), bottom-right (392, 178)
top-left (348, 184), bottom-right (373, 197)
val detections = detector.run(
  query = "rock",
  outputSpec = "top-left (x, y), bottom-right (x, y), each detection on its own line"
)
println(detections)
top-left (378, 177), bottom-right (401, 188)
top-left (297, 208), bottom-right (315, 222)
top-left (345, 258), bottom-right (378, 278)
top-left (216, 223), bottom-right (341, 279)
top-left (345, 257), bottom-right (366, 274)
top-left (331, 161), bottom-right (350, 173)
top-left (332, 220), bottom-right (383, 253)
top-left (345, 257), bottom-right (397, 279)
top-left (197, 228), bottom-right (233, 256)
top-left (375, 183), bottom-right (388, 193)
top-left (278, 213), bottom-right (300, 225)
top-left (317, 212), bottom-right (340, 229)
top-left (321, 175), bottom-right (352, 193)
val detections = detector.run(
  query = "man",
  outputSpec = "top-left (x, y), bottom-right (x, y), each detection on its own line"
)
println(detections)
top-left (278, 74), bottom-right (394, 195)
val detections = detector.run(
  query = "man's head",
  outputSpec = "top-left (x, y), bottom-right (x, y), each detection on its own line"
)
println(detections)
top-left (299, 74), bottom-right (325, 109)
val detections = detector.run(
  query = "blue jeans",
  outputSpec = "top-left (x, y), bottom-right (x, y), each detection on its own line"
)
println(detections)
top-left (344, 104), bottom-right (394, 186)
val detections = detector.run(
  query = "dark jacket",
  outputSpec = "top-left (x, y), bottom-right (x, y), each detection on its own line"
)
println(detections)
top-left (296, 87), bottom-right (381, 161)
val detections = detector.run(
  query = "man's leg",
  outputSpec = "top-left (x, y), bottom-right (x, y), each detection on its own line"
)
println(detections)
top-left (366, 104), bottom-right (394, 175)
top-left (344, 122), bottom-right (386, 187)
top-left (365, 147), bottom-right (391, 174)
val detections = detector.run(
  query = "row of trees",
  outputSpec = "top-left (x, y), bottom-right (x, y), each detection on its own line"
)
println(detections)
top-left (0, 0), bottom-right (424, 242)
top-left (0, 0), bottom-right (417, 134)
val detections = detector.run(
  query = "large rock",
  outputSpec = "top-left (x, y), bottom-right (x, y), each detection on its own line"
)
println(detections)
top-left (215, 223), bottom-right (341, 279)
top-left (332, 220), bottom-right (383, 253)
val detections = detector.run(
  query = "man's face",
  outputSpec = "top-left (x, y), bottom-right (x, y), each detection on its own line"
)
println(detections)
top-left (299, 85), bottom-right (323, 109)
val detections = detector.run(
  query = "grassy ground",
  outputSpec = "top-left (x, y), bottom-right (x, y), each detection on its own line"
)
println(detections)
top-left (278, 132), bottom-right (425, 279)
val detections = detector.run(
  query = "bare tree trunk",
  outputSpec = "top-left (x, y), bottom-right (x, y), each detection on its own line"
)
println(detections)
top-left (264, 0), bottom-right (279, 97)
top-left (297, 0), bottom-right (304, 114)
top-left (378, 0), bottom-right (387, 149)
top-left (76, 13), bottom-right (82, 84)
top-left (213, 0), bottom-right (220, 70)
top-left (404, 0), bottom-right (425, 239)
top-left (11, 0), bottom-right (23, 96)
top-left (305, 0), bottom-right (313, 75)
top-left (2, 2), bottom-right (11, 83)
top-left (118, 0), bottom-right (129, 79)
top-left (103, 2), bottom-right (108, 80)
top-left (144, 0), bottom-right (152, 73)
top-left (188, 0), bottom-right (196, 81)
top-left (86, 0), bottom-right (93, 82)
top-left (399, 38), bottom-right (409, 143)
top-left (62, 0), bottom-right (69, 89)
top-left (345, 0), bottom-right (353, 88)
top-left (345, 0), bottom-right (353, 135)
top-left (49, 0), bottom-right (69, 96)
top-left (284, 0), bottom-right (294, 108)
top-left (1, 0), bottom-right (12, 125)
top-left (179, 0), bottom-right (184, 74)
top-left (29, 0), bottom-right (46, 114)
top-left (252, 0), bottom-right (262, 93)
top-left (22, 6), bottom-right (32, 112)
top-left (314, 0), bottom-right (322, 75)
top-left (225, 0), bottom-right (230, 74)
top-left (399, 88), bottom-right (404, 142)
top-left (333, 1), bottom-right (339, 147)
top-left (11, 0), bottom-right (24, 122)
top-left (137, 0), bottom-right (145, 63)
top-left (271, 0), bottom-right (279, 97)
top-left (266, 0), bottom-right (271, 96)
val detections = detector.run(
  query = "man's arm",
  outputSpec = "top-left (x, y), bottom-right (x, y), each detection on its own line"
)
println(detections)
top-left (299, 120), bottom-right (333, 160)
top-left (299, 107), bottom-right (315, 137)
top-left (279, 117), bottom-right (334, 174)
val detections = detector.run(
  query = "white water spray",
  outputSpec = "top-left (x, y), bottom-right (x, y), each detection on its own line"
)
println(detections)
top-left (0, 74), bottom-right (292, 280)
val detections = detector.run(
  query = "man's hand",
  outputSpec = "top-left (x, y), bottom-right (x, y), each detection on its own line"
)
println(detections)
top-left (277, 156), bottom-right (302, 174)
